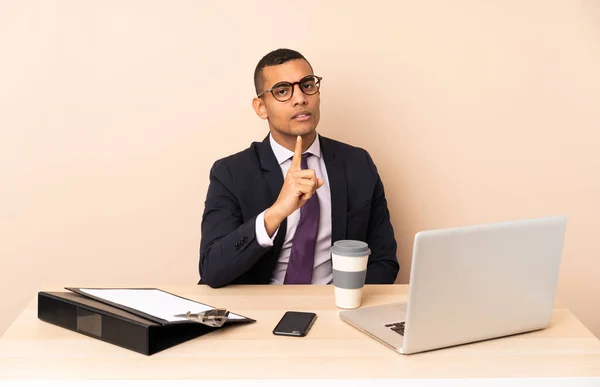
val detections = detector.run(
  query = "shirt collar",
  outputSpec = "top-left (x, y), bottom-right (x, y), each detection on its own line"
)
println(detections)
top-left (269, 133), bottom-right (322, 166)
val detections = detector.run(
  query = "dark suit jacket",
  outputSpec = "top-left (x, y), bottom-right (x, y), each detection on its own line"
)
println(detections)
top-left (198, 135), bottom-right (399, 288)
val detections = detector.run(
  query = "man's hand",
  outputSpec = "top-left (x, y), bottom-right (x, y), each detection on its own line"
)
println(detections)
top-left (264, 136), bottom-right (324, 236)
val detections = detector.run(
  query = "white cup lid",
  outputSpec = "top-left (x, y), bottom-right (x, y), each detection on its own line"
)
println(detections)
top-left (331, 240), bottom-right (371, 257)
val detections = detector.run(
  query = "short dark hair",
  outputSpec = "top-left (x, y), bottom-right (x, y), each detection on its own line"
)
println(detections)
top-left (253, 48), bottom-right (313, 95)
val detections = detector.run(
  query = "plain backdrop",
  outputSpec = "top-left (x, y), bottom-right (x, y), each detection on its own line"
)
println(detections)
top-left (1, 0), bottom-right (599, 337)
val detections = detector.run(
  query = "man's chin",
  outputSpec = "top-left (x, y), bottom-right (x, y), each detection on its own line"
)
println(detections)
top-left (290, 123), bottom-right (317, 137)
top-left (270, 123), bottom-right (318, 140)
top-left (296, 128), bottom-right (316, 137)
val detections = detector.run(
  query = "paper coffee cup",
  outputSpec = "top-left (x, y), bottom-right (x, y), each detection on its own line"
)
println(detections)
top-left (331, 240), bottom-right (371, 309)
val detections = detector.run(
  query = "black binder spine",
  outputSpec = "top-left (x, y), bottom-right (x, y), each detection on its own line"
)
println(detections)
top-left (38, 292), bottom-right (150, 355)
top-left (37, 291), bottom-right (222, 355)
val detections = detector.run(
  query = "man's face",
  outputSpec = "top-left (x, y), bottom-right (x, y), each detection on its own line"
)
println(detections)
top-left (253, 59), bottom-right (321, 140)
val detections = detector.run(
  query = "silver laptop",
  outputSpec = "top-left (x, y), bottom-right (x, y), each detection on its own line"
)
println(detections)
top-left (340, 215), bottom-right (567, 354)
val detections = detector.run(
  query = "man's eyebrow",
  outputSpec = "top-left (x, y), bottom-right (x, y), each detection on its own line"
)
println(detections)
top-left (270, 81), bottom-right (291, 89)
top-left (270, 75), bottom-right (313, 89)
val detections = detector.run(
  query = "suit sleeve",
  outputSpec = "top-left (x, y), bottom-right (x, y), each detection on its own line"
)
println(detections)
top-left (199, 160), bottom-right (272, 288)
top-left (363, 152), bottom-right (400, 284)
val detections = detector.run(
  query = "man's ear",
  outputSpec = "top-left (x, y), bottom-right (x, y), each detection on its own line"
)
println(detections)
top-left (252, 97), bottom-right (268, 120)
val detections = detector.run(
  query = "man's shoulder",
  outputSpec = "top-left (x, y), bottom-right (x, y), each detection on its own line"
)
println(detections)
top-left (321, 135), bottom-right (379, 177)
top-left (211, 141), bottom-right (262, 171)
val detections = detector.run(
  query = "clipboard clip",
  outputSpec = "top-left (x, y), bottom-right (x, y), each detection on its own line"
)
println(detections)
top-left (173, 308), bottom-right (230, 327)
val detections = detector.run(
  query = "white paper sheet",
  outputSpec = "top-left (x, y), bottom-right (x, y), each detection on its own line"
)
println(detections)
top-left (78, 288), bottom-right (245, 323)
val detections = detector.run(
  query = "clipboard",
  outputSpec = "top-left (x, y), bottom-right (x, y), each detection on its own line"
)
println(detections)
top-left (65, 287), bottom-right (255, 327)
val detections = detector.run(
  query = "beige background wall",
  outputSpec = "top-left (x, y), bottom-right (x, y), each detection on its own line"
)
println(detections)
top-left (1, 0), bottom-right (599, 337)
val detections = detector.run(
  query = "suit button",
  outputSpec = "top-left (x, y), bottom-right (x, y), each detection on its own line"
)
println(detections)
top-left (241, 236), bottom-right (248, 243)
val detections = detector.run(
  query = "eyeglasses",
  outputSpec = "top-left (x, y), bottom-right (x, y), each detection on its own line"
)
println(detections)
top-left (257, 75), bottom-right (322, 102)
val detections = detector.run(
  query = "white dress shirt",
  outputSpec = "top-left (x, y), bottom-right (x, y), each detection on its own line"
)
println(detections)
top-left (255, 133), bottom-right (333, 284)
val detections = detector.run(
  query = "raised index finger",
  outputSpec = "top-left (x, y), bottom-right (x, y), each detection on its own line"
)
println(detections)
top-left (290, 135), bottom-right (302, 171)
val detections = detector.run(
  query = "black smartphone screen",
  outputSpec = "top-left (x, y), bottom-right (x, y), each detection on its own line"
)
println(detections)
top-left (273, 311), bottom-right (317, 337)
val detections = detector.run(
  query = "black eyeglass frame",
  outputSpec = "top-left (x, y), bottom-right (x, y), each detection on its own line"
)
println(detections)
top-left (257, 75), bottom-right (323, 102)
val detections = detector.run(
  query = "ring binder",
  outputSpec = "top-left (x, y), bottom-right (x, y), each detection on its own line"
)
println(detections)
top-left (37, 288), bottom-right (255, 355)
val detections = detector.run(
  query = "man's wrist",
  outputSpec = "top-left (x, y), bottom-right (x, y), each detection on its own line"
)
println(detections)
top-left (264, 206), bottom-right (285, 237)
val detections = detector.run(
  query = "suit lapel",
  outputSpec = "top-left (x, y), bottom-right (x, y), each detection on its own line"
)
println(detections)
top-left (320, 136), bottom-right (347, 242)
top-left (257, 135), bottom-right (284, 204)
top-left (256, 135), bottom-right (287, 249)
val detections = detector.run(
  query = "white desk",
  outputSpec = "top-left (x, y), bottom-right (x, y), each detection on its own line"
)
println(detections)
top-left (0, 285), bottom-right (599, 385)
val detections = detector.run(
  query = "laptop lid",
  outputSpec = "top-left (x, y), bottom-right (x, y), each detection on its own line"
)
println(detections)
top-left (402, 215), bottom-right (567, 354)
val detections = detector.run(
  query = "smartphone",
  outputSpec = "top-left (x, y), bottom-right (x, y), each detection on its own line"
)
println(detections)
top-left (272, 311), bottom-right (317, 337)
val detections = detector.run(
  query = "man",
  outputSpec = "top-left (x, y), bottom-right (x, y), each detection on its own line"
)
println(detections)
top-left (198, 48), bottom-right (398, 287)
